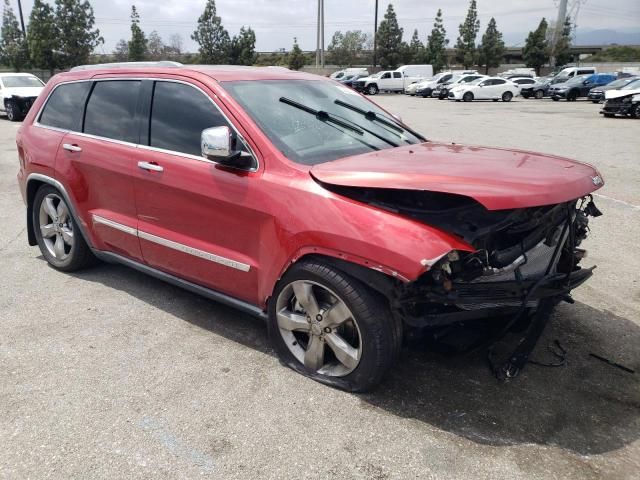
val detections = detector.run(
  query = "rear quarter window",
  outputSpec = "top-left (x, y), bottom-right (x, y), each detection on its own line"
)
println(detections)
top-left (38, 82), bottom-right (92, 131)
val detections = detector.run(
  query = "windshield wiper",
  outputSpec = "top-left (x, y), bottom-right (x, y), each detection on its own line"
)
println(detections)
top-left (280, 96), bottom-right (398, 147)
top-left (333, 99), bottom-right (426, 141)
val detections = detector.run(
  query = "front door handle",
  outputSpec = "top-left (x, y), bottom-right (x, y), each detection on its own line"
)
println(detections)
top-left (62, 143), bottom-right (82, 152)
top-left (138, 161), bottom-right (164, 172)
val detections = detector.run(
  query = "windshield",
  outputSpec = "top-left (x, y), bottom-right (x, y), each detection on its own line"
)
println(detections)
top-left (1, 76), bottom-right (44, 88)
top-left (448, 75), bottom-right (463, 83)
top-left (223, 79), bottom-right (424, 165)
top-left (621, 79), bottom-right (640, 90)
top-left (567, 75), bottom-right (589, 85)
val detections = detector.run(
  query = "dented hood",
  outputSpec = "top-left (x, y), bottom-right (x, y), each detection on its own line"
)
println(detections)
top-left (310, 142), bottom-right (603, 210)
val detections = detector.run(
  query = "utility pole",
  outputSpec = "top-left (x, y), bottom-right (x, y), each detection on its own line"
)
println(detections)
top-left (373, 0), bottom-right (379, 67)
top-left (16, 0), bottom-right (26, 36)
top-left (316, 0), bottom-right (325, 68)
top-left (551, 0), bottom-right (568, 67)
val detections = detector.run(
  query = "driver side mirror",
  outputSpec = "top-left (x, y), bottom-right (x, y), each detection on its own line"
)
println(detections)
top-left (201, 126), bottom-right (255, 171)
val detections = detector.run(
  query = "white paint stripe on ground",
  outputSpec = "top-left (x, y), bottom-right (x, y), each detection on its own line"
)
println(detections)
top-left (593, 193), bottom-right (640, 211)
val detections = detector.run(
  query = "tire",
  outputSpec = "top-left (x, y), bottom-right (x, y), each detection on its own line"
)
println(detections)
top-left (567, 91), bottom-right (578, 101)
top-left (6, 101), bottom-right (20, 122)
top-left (366, 84), bottom-right (379, 95)
top-left (502, 91), bottom-right (513, 102)
top-left (33, 185), bottom-right (96, 271)
top-left (522, 93), bottom-right (530, 99)
top-left (603, 113), bottom-right (615, 118)
top-left (591, 100), bottom-right (600, 104)
top-left (462, 92), bottom-right (474, 102)
top-left (535, 90), bottom-right (544, 99)
top-left (268, 260), bottom-right (401, 392)
top-left (552, 97), bottom-right (560, 102)
top-left (421, 88), bottom-right (432, 98)
top-left (632, 103), bottom-right (640, 119)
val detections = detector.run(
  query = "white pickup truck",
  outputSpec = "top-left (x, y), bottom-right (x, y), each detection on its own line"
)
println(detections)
top-left (352, 65), bottom-right (433, 95)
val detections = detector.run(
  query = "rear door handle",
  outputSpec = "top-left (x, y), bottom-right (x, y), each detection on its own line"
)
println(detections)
top-left (62, 143), bottom-right (82, 152)
top-left (137, 161), bottom-right (164, 172)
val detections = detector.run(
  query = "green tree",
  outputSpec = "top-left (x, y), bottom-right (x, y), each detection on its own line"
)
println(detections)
top-left (553, 17), bottom-right (573, 68)
top-left (192, 0), bottom-right (230, 64)
top-left (229, 26), bottom-right (256, 65)
top-left (55, 0), bottom-right (102, 68)
top-left (0, 0), bottom-right (28, 71)
top-left (27, 0), bottom-right (59, 74)
top-left (426, 9), bottom-right (449, 72)
top-left (454, 0), bottom-right (480, 68)
top-left (405, 29), bottom-right (425, 64)
top-left (113, 38), bottom-right (128, 61)
top-left (288, 37), bottom-right (305, 70)
top-left (328, 30), bottom-right (367, 66)
top-left (128, 6), bottom-right (147, 61)
top-left (477, 17), bottom-right (505, 74)
top-left (376, 4), bottom-right (403, 69)
top-left (523, 18), bottom-right (549, 75)
top-left (147, 30), bottom-right (164, 60)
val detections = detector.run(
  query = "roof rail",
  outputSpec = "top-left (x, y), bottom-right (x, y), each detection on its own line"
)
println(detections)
top-left (70, 61), bottom-right (183, 71)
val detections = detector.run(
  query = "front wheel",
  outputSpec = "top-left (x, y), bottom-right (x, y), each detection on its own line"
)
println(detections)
top-left (632, 103), bottom-right (640, 119)
top-left (535, 90), bottom-right (544, 99)
top-left (366, 84), bottom-right (379, 95)
top-left (502, 91), bottom-right (513, 102)
top-left (6, 101), bottom-right (20, 121)
top-left (462, 92), bottom-right (474, 102)
top-left (268, 260), bottom-right (401, 392)
top-left (33, 185), bottom-right (96, 271)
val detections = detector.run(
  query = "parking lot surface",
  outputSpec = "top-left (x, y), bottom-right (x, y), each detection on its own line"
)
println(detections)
top-left (1, 96), bottom-right (639, 479)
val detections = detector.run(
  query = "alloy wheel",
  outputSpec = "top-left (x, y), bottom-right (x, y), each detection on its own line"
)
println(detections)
top-left (38, 193), bottom-right (74, 261)
top-left (6, 102), bottom-right (16, 121)
top-left (275, 280), bottom-right (362, 377)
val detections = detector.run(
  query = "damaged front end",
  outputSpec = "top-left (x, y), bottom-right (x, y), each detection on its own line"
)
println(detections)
top-left (393, 194), bottom-right (602, 328)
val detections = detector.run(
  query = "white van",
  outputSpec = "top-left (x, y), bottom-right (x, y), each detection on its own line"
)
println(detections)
top-left (552, 66), bottom-right (597, 84)
top-left (395, 64), bottom-right (434, 80)
top-left (330, 68), bottom-right (369, 80)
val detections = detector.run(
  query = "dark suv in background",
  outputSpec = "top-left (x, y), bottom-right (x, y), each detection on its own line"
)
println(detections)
top-left (588, 76), bottom-right (638, 103)
top-left (550, 73), bottom-right (617, 101)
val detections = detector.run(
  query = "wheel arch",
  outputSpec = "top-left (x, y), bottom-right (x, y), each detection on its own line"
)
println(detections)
top-left (25, 173), bottom-right (94, 249)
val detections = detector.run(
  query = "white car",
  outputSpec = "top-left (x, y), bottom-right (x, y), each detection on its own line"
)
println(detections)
top-left (448, 77), bottom-right (519, 102)
top-left (0, 73), bottom-right (45, 121)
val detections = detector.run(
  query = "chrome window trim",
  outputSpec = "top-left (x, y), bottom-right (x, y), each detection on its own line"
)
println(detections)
top-left (32, 77), bottom-right (259, 172)
top-left (90, 213), bottom-right (251, 272)
top-left (138, 230), bottom-right (251, 272)
top-left (92, 214), bottom-right (137, 235)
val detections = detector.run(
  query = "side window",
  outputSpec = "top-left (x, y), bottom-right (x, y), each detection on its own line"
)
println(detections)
top-left (393, 72), bottom-right (402, 79)
top-left (39, 82), bottom-right (92, 131)
top-left (494, 79), bottom-right (506, 85)
top-left (149, 81), bottom-right (230, 157)
top-left (381, 73), bottom-right (391, 79)
top-left (84, 81), bottom-right (141, 143)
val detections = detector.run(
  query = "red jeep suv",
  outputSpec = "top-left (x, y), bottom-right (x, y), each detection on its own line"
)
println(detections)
top-left (17, 63), bottom-right (603, 391)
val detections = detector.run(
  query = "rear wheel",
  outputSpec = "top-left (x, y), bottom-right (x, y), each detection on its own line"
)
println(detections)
top-left (33, 185), bottom-right (96, 271)
top-left (567, 90), bottom-right (578, 101)
top-left (366, 84), bottom-right (379, 95)
top-left (632, 103), bottom-right (640, 119)
top-left (534, 89), bottom-right (544, 99)
top-left (462, 92), bottom-right (474, 102)
top-left (591, 100), bottom-right (600, 104)
top-left (268, 260), bottom-right (401, 392)
top-left (502, 91), bottom-right (513, 102)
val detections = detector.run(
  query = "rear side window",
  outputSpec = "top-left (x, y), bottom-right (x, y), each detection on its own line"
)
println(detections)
top-left (393, 72), bottom-right (402, 79)
top-left (39, 82), bottom-right (91, 131)
top-left (149, 81), bottom-right (229, 156)
top-left (84, 81), bottom-right (141, 143)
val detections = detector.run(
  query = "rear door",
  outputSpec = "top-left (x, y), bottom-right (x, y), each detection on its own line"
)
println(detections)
top-left (55, 79), bottom-right (144, 260)
top-left (392, 71), bottom-right (403, 89)
top-left (133, 79), bottom-right (264, 303)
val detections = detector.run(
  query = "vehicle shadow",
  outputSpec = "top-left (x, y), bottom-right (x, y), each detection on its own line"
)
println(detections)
top-left (67, 261), bottom-right (640, 456)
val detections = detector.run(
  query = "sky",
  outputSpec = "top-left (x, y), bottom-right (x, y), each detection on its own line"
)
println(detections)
top-left (12, 0), bottom-right (640, 53)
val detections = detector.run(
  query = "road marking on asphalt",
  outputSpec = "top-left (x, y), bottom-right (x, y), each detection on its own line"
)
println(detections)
top-left (593, 193), bottom-right (640, 212)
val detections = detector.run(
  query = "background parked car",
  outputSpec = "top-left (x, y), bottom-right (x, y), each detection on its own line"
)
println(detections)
top-left (601, 80), bottom-right (640, 118)
top-left (588, 76), bottom-right (638, 103)
top-left (340, 73), bottom-right (368, 89)
top-left (448, 77), bottom-right (519, 102)
top-left (354, 65), bottom-right (433, 95)
top-left (330, 68), bottom-right (369, 80)
top-left (520, 77), bottom-right (553, 99)
top-left (550, 73), bottom-right (616, 101)
top-left (434, 74), bottom-right (486, 99)
top-left (0, 73), bottom-right (45, 121)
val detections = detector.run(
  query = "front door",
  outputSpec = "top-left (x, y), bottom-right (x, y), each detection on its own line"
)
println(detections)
top-left (133, 80), bottom-right (265, 304)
